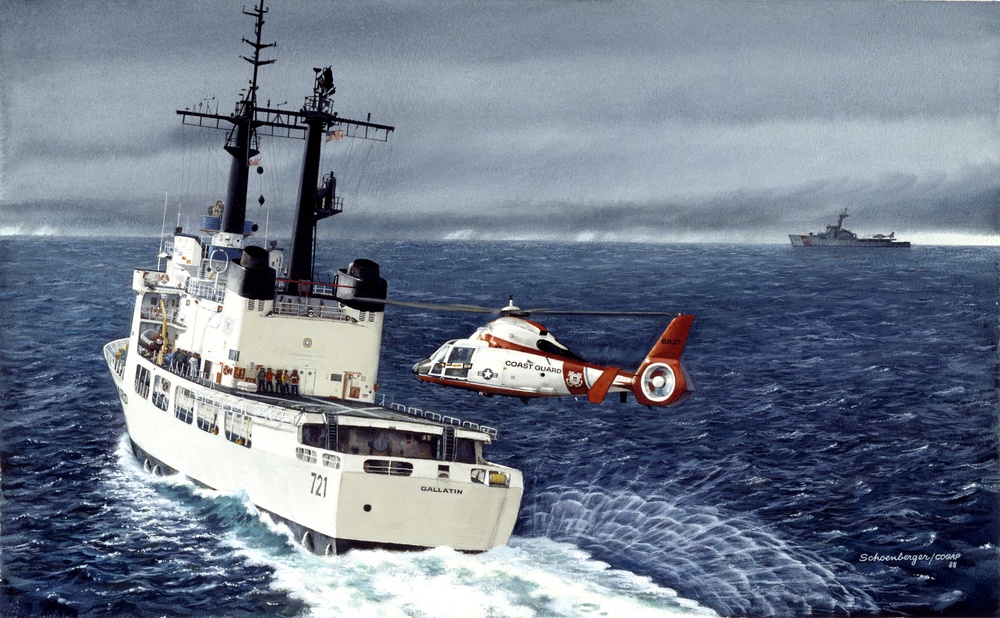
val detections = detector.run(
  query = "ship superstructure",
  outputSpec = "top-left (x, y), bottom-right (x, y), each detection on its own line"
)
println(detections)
top-left (103, 1), bottom-right (521, 554)
top-left (789, 209), bottom-right (911, 247)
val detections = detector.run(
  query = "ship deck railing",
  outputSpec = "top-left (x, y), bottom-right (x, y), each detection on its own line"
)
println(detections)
top-left (140, 304), bottom-right (188, 328)
top-left (186, 277), bottom-right (226, 303)
top-left (189, 388), bottom-right (304, 428)
top-left (105, 337), bottom-right (500, 439)
top-left (272, 294), bottom-right (352, 321)
top-left (381, 396), bottom-right (499, 440)
top-left (276, 277), bottom-right (339, 298)
top-left (104, 339), bottom-right (128, 379)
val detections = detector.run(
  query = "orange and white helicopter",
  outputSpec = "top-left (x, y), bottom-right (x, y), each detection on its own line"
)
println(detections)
top-left (397, 298), bottom-right (695, 407)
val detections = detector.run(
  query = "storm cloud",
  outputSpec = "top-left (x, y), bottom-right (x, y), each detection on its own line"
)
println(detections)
top-left (2, 0), bottom-right (998, 243)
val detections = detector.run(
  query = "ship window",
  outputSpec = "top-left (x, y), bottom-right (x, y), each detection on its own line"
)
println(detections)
top-left (363, 460), bottom-right (413, 476)
top-left (322, 453), bottom-right (341, 469)
top-left (175, 405), bottom-right (193, 424)
top-left (175, 387), bottom-right (195, 424)
top-left (196, 400), bottom-right (220, 434)
top-left (173, 388), bottom-right (193, 424)
top-left (224, 410), bottom-right (252, 448)
top-left (296, 447), bottom-right (317, 464)
top-left (134, 366), bottom-right (151, 399)
top-left (300, 423), bottom-right (328, 448)
top-left (152, 375), bottom-right (171, 411)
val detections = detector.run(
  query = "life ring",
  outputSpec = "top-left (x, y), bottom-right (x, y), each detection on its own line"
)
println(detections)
top-left (158, 273), bottom-right (169, 284)
top-left (223, 365), bottom-right (233, 376)
top-left (372, 432), bottom-right (390, 452)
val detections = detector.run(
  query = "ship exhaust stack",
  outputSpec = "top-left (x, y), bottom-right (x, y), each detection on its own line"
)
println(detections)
top-left (227, 245), bottom-right (276, 300)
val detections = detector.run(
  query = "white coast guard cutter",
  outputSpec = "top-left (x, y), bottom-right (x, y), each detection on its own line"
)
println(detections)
top-left (103, 1), bottom-right (521, 554)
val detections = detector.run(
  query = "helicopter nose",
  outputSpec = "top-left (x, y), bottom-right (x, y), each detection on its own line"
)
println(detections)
top-left (411, 359), bottom-right (430, 375)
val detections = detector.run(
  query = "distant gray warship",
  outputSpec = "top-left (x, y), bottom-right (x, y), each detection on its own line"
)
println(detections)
top-left (789, 209), bottom-right (910, 248)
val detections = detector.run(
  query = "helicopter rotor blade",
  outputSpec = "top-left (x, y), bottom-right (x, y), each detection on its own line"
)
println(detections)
top-left (351, 297), bottom-right (678, 317)
top-left (352, 298), bottom-right (498, 313)
top-left (523, 308), bottom-right (677, 316)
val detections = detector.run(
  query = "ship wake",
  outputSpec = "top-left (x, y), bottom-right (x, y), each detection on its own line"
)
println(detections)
top-left (521, 487), bottom-right (880, 617)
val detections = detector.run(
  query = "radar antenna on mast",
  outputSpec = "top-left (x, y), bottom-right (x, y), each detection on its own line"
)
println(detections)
top-left (176, 0), bottom-right (395, 289)
top-left (241, 0), bottom-right (276, 110)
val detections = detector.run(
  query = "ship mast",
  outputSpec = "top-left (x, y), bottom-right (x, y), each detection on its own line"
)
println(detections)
top-left (216, 1), bottom-right (274, 244)
top-left (835, 208), bottom-right (849, 231)
top-left (176, 0), bottom-right (394, 287)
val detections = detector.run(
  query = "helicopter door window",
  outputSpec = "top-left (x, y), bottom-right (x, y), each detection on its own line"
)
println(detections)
top-left (444, 347), bottom-right (475, 379)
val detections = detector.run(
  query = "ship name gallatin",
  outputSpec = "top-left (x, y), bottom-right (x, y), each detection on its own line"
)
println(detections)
top-left (421, 486), bottom-right (463, 495)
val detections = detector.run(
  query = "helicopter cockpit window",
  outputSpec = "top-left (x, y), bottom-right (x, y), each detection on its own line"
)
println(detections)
top-left (429, 343), bottom-right (453, 377)
top-left (444, 346), bottom-right (475, 379)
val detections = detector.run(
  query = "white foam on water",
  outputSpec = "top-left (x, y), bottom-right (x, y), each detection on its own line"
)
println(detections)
top-left (523, 486), bottom-right (882, 617)
top-left (111, 437), bottom-right (713, 616)
top-left (234, 529), bottom-right (716, 617)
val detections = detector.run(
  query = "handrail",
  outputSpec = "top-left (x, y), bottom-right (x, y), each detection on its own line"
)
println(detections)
top-left (272, 295), bottom-right (351, 321)
top-left (186, 277), bottom-right (225, 303)
top-left (385, 397), bottom-right (499, 440)
top-left (276, 277), bottom-right (350, 298)
top-left (139, 304), bottom-right (187, 328)
top-left (103, 339), bottom-right (128, 378)
top-left (113, 344), bottom-right (499, 440)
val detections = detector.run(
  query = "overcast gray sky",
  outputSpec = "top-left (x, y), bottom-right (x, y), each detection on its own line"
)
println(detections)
top-left (1, 0), bottom-right (998, 243)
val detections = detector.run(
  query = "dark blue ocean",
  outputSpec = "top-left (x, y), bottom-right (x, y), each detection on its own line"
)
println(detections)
top-left (1, 237), bottom-right (997, 617)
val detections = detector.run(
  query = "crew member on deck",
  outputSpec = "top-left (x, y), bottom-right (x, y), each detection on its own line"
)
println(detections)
top-left (189, 354), bottom-right (200, 380)
top-left (290, 370), bottom-right (300, 396)
top-left (256, 366), bottom-right (266, 393)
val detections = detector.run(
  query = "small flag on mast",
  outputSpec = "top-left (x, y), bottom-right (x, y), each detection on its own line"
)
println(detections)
top-left (326, 130), bottom-right (344, 142)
